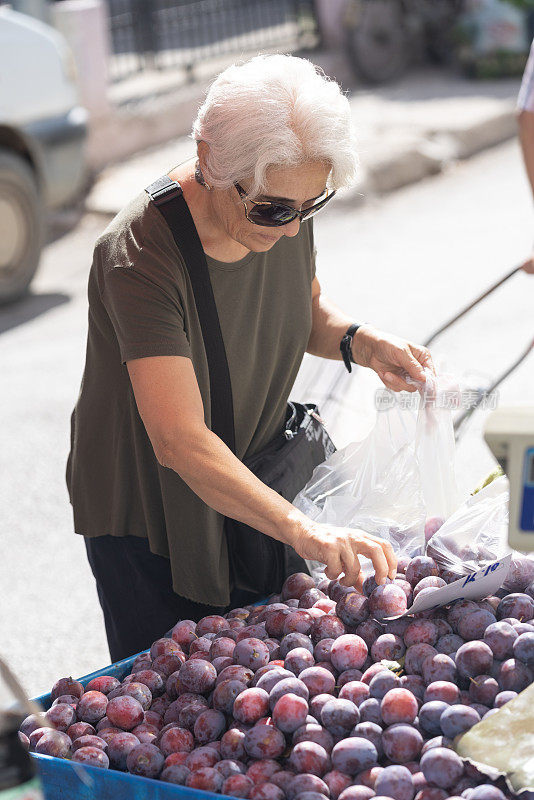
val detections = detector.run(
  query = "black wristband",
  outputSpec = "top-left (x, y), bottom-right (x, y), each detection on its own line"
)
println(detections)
top-left (340, 323), bottom-right (362, 373)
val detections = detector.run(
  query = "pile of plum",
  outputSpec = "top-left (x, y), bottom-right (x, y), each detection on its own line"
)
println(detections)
top-left (20, 556), bottom-right (534, 800)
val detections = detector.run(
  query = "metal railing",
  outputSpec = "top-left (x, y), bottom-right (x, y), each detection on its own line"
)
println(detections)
top-left (105, 0), bottom-right (319, 82)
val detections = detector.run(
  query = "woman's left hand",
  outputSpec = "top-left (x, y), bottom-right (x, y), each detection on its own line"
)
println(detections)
top-left (352, 324), bottom-right (435, 392)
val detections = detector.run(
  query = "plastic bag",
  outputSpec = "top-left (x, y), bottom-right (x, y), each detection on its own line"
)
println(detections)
top-left (412, 371), bottom-right (462, 532)
top-left (426, 475), bottom-right (534, 591)
top-left (293, 372), bottom-right (461, 581)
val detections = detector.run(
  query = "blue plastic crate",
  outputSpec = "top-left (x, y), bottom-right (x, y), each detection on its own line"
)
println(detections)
top-left (31, 651), bottom-right (224, 800)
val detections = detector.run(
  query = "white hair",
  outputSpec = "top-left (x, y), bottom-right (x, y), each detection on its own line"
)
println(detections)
top-left (192, 54), bottom-right (358, 197)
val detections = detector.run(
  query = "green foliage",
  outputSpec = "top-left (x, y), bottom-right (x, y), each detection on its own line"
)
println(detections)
top-left (500, 0), bottom-right (534, 10)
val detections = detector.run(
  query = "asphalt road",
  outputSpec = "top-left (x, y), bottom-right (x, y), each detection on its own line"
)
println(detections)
top-left (1, 138), bottom-right (532, 698)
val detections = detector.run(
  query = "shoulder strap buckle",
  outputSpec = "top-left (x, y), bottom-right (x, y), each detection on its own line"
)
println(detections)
top-left (145, 175), bottom-right (183, 206)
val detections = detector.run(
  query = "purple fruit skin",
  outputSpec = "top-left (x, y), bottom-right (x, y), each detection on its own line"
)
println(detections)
top-left (31, 566), bottom-right (534, 792)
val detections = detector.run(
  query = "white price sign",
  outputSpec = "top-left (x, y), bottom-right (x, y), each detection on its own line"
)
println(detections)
top-left (386, 553), bottom-right (512, 619)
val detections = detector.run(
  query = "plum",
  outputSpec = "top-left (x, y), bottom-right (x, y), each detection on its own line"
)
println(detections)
top-left (331, 737), bottom-right (377, 775)
top-left (287, 774), bottom-right (330, 800)
top-left (323, 770), bottom-right (352, 800)
top-left (404, 620), bottom-right (438, 648)
top-left (246, 759), bottom-right (282, 784)
top-left (513, 631), bottom-right (534, 665)
top-left (220, 728), bottom-right (246, 760)
top-left (369, 671), bottom-right (401, 700)
top-left (194, 709), bottom-right (226, 744)
top-left (420, 747), bottom-right (463, 789)
top-left (424, 681), bottom-right (459, 705)
top-left (244, 725), bottom-right (285, 760)
top-left (272, 693), bottom-right (309, 733)
top-left (46, 702), bottom-right (76, 732)
top-left (497, 593), bottom-right (534, 622)
top-left (158, 726), bottom-right (194, 756)
top-left (107, 731), bottom-right (140, 770)
top-left (330, 635), bottom-right (368, 672)
top-left (336, 593), bottom-right (369, 627)
top-left (288, 741), bottom-right (330, 776)
top-left (280, 633), bottom-right (314, 659)
top-left (85, 676), bottom-right (120, 695)
top-left (212, 679), bottom-right (246, 714)
top-left (498, 658), bottom-right (533, 692)
top-left (338, 681), bottom-right (370, 707)
top-left (380, 689), bottom-right (418, 725)
top-left (455, 641), bottom-right (493, 679)
top-left (34, 730), bottom-right (72, 758)
top-left (320, 698), bottom-right (359, 737)
top-left (71, 734), bottom-right (107, 752)
top-left (222, 774), bottom-right (254, 798)
top-left (161, 764), bottom-right (191, 785)
top-left (233, 688), bottom-right (270, 725)
top-left (382, 724), bottom-right (423, 763)
top-left (439, 704), bottom-right (480, 738)
top-left (368, 584), bottom-right (407, 620)
top-left (185, 745), bottom-right (220, 770)
top-left (293, 722), bottom-right (334, 753)
top-left (371, 634), bottom-right (406, 661)
top-left (405, 557), bottom-right (439, 588)
top-left (285, 647), bottom-right (315, 676)
top-left (375, 765), bottom-right (415, 800)
top-left (106, 696), bottom-right (144, 731)
top-left (282, 573), bottom-right (315, 600)
top-left (179, 659), bottom-right (217, 694)
top-left (352, 721), bottom-right (383, 758)
top-left (75, 691), bottom-right (108, 725)
top-left (50, 677), bottom-right (84, 702)
top-left (300, 667), bottom-right (336, 697)
top-left (67, 722), bottom-right (96, 741)
top-left (186, 766), bottom-right (224, 792)
top-left (72, 746), bottom-right (109, 768)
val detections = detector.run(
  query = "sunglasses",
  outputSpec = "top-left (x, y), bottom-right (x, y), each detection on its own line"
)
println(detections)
top-left (234, 182), bottom-right (336, 227)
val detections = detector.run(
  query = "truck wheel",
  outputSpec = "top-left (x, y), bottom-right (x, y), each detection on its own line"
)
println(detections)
top-left (0, 149), bottom-right (44, 305)
top-left (345, 0), bottom-right (409, 85)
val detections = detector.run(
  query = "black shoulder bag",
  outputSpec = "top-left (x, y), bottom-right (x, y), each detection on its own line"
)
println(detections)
top-left (145, 176), bottom-right (336, 596)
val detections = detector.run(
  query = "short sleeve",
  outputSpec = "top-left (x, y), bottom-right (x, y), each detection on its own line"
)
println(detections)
top-left (102, 264), bottom-right (192, 365)
top-left (518, 38), bottom-right (534, 112)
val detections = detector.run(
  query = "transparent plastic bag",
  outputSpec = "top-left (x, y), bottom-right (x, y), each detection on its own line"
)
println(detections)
top-left (426, 475), bottom-right (534, 591)
top-left (410, 371), bottom-right (461, 525)
top-left (294, 372), bottom-right (461, 582)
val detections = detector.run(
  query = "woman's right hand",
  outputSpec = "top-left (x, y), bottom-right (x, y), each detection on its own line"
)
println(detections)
top-left (290, 519), bottom-right (397, 593)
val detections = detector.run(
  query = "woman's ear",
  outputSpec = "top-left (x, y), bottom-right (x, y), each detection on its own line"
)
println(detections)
top-left (197, 140), bottom-right (210, 174)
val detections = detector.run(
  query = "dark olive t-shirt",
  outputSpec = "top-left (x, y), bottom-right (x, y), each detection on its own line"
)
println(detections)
top-left (66, 189), bottom-right (316, 606)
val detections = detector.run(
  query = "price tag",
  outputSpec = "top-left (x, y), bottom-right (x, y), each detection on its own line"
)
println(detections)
top-left (385, 553), bottom-right (512, 619)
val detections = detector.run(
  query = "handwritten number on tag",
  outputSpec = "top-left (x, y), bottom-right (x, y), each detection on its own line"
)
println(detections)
top-left (462, 561), bottom-right (500, 588)
top-left (462, 573), bottom-right (476, 588)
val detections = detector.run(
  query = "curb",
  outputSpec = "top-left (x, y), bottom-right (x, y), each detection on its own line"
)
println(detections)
top-left (335, 106), bottom-right (517, 207)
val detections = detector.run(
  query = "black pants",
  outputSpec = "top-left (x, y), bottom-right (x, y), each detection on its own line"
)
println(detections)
top-left (84, 535), bottom-right (263, 664)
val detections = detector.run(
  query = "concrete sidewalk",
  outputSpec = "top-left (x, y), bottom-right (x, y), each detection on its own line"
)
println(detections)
top-left (85, 51), bottom-right (522, 217)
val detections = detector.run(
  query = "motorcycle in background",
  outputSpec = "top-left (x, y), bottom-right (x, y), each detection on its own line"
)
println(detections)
top-left (343, 0), bottom-right (463, 84)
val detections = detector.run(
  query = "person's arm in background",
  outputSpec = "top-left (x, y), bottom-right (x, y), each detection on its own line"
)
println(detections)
top-left (518, 38), bottom-right (534, 273)
top-left (519, 109), bottom-right (534, 196)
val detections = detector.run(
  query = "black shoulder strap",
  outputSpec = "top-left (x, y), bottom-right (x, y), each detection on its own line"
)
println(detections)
top-left (145, 175), bottom-right (236, 453)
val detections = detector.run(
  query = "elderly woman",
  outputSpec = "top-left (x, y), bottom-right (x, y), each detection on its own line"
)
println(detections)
top-left (67, 55), bottom-right (434, 662)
